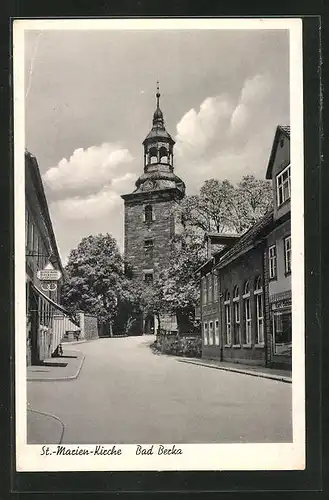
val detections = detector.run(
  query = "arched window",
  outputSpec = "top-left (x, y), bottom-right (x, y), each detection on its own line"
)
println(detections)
top-left (148, 147), bottom-right (158, 164)
top-left (232, 286), bottom-right (241, 344)
top-left (254, 276), bottom-right (264, 344)
top-left (243, 280), bottom-right (251, 345)
top-left (159, 146), bottom-right (168, 163)
top-left (224, 290), bottom-right (231, 345)
top-left (255, 276), bottom-right (262, 291)
top-left (144, 205), bottom-right (153, 223)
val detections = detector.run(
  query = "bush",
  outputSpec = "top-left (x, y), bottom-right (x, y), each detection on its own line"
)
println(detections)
top-left (152, 334), bottom-right (202, 358)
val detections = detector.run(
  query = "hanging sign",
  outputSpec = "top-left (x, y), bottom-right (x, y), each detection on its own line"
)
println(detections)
top-left (37, 269), bottom-right (62, 281)
top-left (40, 281), bottom-right (58, 292)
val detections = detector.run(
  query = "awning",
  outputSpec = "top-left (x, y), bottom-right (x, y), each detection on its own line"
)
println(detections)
top-left (31, 283), bottom-right (74, 317)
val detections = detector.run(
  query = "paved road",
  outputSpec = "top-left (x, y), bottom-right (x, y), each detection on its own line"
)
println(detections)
top-left (27, 337), bottom-right (292, 444)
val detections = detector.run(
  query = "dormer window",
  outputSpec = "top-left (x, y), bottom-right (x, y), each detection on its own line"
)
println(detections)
top-left (276, 164), bottom-right (291, 206)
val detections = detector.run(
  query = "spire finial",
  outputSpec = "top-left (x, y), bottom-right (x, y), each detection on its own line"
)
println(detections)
top-left (156, 80), bottom-right (160, 107)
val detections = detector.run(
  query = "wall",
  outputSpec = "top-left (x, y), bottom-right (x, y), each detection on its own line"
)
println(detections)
top-left (124, 192), bottom-right (177, 280)
top-left (271, 133), bottom-right (290, 221)
top-left (84, 314), bottom-right (99, 340)
top-left (267, 219), bottom-right (291, 297)
top-left (201, 246), bottom-right (266, 366)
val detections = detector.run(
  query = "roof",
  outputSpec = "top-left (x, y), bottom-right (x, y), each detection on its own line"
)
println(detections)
top-left (266, 125), bottom-right (290, 179)
top-left (196, 210), bottom-right (274, 274)
top-left (25, 150), bottom-right (65, 276)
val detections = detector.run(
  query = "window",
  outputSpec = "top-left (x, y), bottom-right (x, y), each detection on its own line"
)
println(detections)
top-left (203, 322), bottom-right (208, 345)
top-left (254, 276), bottom-right (264, 344)
top-left (215, 319), bottom-right (220, 345)
top-left (269, 245), bottom-right (277, 279)
top-left (202, 277), bottom-right (207, 305)
top-left (144, 205), bottom-right (154, 223)
top-left (284, 236), bottom-right (291, 275)
top-left (224, 290), bottom-right (231, 345)
top-left (276, 164), bottom-right (291, 206)
top-left (209, 321), bottom-right (214, 345)
top-left (144, 239), bottom-right (154, 259)
top-left (144, 271), bottom-right (153, 283)
top-left (29, 221), bottom-right (34, 252)
top-left (233, 286), bottom-right (241, 344)
top-left (208, 274), bottom-right (213, 304)
top-left (243, 281), bottom-right (252, 345)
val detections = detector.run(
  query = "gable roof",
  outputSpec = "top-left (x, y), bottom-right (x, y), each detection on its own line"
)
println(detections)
top-left (265, 125), bottom-right (290, 180)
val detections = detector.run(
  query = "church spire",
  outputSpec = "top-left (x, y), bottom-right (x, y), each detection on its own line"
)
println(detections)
top-left (153, 81), bottom-right (164, 128)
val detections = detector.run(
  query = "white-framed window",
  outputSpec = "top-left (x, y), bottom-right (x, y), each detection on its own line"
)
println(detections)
top-left (224, 290), bottom-right (231, 345)
top-left (202, 277), bottom-right (207, 305)
top-left (208, 274), bottom-right (213, 304)
top-left (254, 276), bottom-right (264, 344)
top-left (284, 235), bottom-right (291, 275)
top-left (209, 321), bottom-right (214, 345)
top-left (243, 281), bottom-right (252, 345)
top-left (203, 322), bottom-right (208, 345)
top-left (276, 164), bottom-right (291, 206)
top-left (215, 319), bottom-right (220, 345)
top-left (268, 245), bottom-right (277, 280)
top-left (232, 285), bottom-right (241, 345)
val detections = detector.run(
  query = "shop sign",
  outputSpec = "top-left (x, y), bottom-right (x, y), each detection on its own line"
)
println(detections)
top-left (37, 269), bottom-right (62, 281)
top-left (272, 299), bottom-right (291, 310)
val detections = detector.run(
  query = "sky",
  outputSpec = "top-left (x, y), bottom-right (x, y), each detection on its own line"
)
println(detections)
top-left (24, 27), bottom-right (290, 264)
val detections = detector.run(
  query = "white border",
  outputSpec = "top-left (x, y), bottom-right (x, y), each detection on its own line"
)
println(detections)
top-left (14, 17), bottom-right (304, 472)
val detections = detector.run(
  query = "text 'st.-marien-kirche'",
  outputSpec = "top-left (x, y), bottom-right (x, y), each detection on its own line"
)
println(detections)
top-left (121, 85), bottom-right (186, 335)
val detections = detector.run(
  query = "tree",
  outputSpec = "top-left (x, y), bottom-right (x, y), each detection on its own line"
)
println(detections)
top-left (180, 175), bottom-right (273, 236)
top-left (61, 234), bottom-right (127, 335)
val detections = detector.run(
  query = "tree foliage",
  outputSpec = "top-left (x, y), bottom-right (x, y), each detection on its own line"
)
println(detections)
top-left (61, 234), bottom-right (126, 329)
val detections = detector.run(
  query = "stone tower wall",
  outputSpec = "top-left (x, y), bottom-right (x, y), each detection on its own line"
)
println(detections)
top-left (124, 194), bottom-right (179, 280)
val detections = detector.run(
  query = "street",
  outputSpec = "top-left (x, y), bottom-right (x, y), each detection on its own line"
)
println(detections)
top-left (27, 337), bottom-right (292, 444)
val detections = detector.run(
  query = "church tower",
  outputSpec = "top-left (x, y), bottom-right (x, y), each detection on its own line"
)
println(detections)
top-left (121, 84), bottom-right (185, 334)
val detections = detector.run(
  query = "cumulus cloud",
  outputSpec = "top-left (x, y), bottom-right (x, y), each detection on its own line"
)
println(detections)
top-left (43, 142), bottom-right (134, 199)
top-left (175, 95), bottom-right (234, 159)
top-left (174, 72), bottom-right (284, 193)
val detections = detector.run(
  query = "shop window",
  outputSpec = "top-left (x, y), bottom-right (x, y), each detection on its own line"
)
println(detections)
top-left (269, 245), bottom-right (277, 280)
top-left (243, 281), bottom-right (251, 345)
top-left (233, 285), bottom-right (240, 344)
top-left (215, 319), bottom-right (220, 345)
top-left (209, 321), bottom-right (214, 345)
top-left (276, 164), bottom-right (291, 206)
top-left (273, 310), bottom-right (292, 356)
top-left (284, 235), bottom-right (291, 275)
top-left (203, 322), bottom-right (208, 345)
top-left (224, 290), bottom-right (231, 345)
top-left (254, 276), bottom-right (264, 344)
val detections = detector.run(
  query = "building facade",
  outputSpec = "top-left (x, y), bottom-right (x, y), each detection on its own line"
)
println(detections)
top-left (265, 125), bottom-right (291, 367)
top-left (25, 150), bottom-right (77, 365)
top-left (121, 87), bottom-right (185, 334)
top-left (197, 125), bottom-right (291, 369)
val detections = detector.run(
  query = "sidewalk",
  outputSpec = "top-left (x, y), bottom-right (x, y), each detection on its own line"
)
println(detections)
top-left (27, 349), bottom-right (85, 381)
top-left (179, 358), bottom-right (292, 383)
top-left (27, 408), bottom-right (64, 444)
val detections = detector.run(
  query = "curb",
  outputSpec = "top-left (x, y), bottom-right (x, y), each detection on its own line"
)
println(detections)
top-left (27, 408), bottom-right (65, 444)
top-left (27, 354), bottom-right (85, 382)
top-left (178, 359), bottom-right (292, 384)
